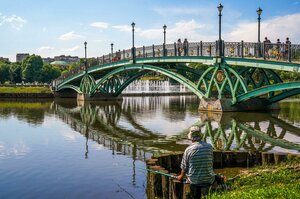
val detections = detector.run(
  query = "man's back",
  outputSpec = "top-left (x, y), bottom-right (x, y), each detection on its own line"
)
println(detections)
top-left (181, 141), bottom-right (215, 185)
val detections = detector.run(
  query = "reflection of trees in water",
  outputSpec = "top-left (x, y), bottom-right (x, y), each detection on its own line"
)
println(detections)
top-left (279, 101), bottom-right (300, 124)
top-left (0, 101), bottom-right (51, 125)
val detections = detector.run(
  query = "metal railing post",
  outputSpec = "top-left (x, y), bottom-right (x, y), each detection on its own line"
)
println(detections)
top-left (174, 42), bottom-right (177, 56)
top-left (209, 44), bottom-right (212, 57)
top-left (143, 46), bottom-right (145, 58)
top-left (288, 43), bottom-right (292, 62)
top-left (200, 41), bottom-right (203, 56)
top-left (197, 45), bottom-right (200, 56)
top-left (152, 44), bottom-right (155, 57)
top-left (241, 40), bottom-right (244, 58)
top-left (263, 42), bottom-right (266, 60)
top-left (215, 40), bottom-right (218, 56)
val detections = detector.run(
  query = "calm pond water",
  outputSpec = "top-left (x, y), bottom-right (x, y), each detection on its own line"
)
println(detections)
top-left (0, 96), bottom-right (299, 198)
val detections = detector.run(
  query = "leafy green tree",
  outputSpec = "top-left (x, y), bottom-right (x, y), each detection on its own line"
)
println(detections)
top-left (22, 54), bottom-right (43, 82)
top-left (41, 64), bottom-right (61, 83)
top-left (0, 62), bottom-right (11, 83)
top-left (10, 63), bottom-right (22, 83)
top-left (88, 57), bottom-right (99, 67)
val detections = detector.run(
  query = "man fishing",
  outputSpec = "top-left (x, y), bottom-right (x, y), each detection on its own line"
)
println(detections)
top-left (177, 126), bottom-right (216, 199)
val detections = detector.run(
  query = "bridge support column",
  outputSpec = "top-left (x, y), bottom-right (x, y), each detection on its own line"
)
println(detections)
top-left (199, 98), bottom-right (279, 112)
top-left (77, 93), bottom-right (123, 101)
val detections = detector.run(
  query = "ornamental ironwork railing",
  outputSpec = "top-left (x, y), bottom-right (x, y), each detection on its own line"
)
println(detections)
top-left (52, 41), bottom-right (300, 87)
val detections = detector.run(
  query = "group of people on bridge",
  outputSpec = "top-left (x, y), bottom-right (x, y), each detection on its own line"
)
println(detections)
top-left (177, 38), bottom-right (189, 56)
top-left (264, 37), bottom-right (291, 60)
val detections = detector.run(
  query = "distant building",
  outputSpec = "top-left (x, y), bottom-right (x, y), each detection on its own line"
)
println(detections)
top-left (16, 53), bottom-right (29, 62)
top-left (43, 55), bottom-right (80, 64)
top-left (0, 57), bottom-right (9, 62)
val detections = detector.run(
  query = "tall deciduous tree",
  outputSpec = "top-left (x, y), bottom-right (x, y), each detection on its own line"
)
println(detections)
top-left (22, 54), bottom-right (43, 82)
top-left (10, 63), bottom-right (22, 83)
top-left (41, 64), bottom-right (61, 83)
top-left (0, 62), bottom-right (11, 83)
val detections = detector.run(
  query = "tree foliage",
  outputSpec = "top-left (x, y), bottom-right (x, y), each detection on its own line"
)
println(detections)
top-left (0, 61), bottom-right (11, 83)
top-left (22, 54), bottom-right (44, 82)
top-left (41, 64), bottom-right (61, 83)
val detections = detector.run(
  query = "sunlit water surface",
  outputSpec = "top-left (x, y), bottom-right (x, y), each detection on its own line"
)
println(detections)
top-left (0, 96), bottom-right (299, 198)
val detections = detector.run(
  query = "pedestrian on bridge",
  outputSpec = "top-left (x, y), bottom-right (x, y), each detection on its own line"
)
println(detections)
top-left (177, 126), bottom-right (216, 199)
top-left (264, 37), bottom-right (271, 59)
top-left (275, 39), bottom-right (281, 60)
top-left (285, 37), bottom-right (291, 60)
top-left (183, 38), bottom-right (189, 56)
top-left (177, 38), bottom-right (183, 56)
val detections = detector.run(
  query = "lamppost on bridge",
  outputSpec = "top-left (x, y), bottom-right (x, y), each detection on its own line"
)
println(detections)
top-left (84, 41), bottom-right (87, 71)
top-left (131, 22), bottom-right (136, 62)
top-left (257, 7), bottom-right (263, 57)
top-left (111, 43), bottom-right (114, 62)
top-left (163, 24), bottom-right (167, 56)
top-left (217, 3), bottom-right (224, 57)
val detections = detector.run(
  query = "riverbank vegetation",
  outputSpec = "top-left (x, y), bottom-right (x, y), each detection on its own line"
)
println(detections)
top-left (210, 161), bottom-right (300, 199)
top-left (0, 86), bottom-right (51, 93)
top-left (0, 55), bottom-right (61, 84)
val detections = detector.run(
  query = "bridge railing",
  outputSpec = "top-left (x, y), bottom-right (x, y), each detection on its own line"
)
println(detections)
top-left (53, 41), bottom-right (300, 87)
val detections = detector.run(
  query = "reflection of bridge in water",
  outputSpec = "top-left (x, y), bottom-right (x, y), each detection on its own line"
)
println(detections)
top-left (52, 97), bottom-right (300, 157)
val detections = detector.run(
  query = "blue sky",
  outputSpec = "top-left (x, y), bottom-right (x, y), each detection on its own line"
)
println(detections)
top-left (0, 0), bottom-right (299, 61)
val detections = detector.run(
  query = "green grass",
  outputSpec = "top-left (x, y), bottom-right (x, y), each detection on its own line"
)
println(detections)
top-left (0, 86), bottom-right (51, 93)
top-left (209, 162), bottom-right (300, 199)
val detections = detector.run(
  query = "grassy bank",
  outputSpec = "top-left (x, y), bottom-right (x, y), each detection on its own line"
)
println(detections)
top-left (210, 162), bottom-right (300, 199)
top-left (0, 86), bottom-right (51, 93)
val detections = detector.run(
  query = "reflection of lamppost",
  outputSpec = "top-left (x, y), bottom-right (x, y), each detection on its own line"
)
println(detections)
top-left (163, 24), bottom-right (167, 56)
top-left (84, 41), bottom-right (87, 70)
top-left (111, 43), bottom-right (114, 62)
top-left (257, 7), bottom-right (263, 57)
top-left (131, 22), bottom-right (136, 61)
top-left (217, 3), bottom-right (223, 57)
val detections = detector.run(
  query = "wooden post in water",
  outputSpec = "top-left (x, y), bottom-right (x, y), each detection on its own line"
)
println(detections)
top-left (213, 151), bottom-right (223, 168)
top-left (182, 182), bottom-right (190, 199)
top-left (170, 179), bottom-right (183, 199)
top-left (274, 153), bottom-right (288, 164)
top-left (160, 169), bottom-right (169, 199)
top-left (262, 152), bottom-right (275, 165)
top-left (147, 165), bottom-right (161, 198)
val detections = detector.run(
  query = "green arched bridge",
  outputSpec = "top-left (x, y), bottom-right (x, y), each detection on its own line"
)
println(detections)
top-left (52, 41), bottom-right (300, 111)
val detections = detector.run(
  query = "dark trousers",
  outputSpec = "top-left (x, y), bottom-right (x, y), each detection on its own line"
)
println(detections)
top-left (188, 184), bottom-right (201, 199)
top-left (187, 184), bottom-right (211, 199)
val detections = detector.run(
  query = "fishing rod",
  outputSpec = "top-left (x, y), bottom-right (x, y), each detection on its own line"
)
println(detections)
top-left (146, 168), bottom-right (177, 178)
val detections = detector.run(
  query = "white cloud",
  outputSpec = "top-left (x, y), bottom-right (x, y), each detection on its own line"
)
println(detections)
top-left (226, 13), bottom-right (300, 43)
top-left (112, 25), bottom-right (131, 32)
top-left (62, 45), bottom-right (81, 52)
top-left (90, 22), bottom-right (109, 29)
top-left (139, 19), bottom-right (214, 42)
top-left (59, 31), bottom-right (84, 41)
top-left (153, 7), bottom-right (213, 16)
top-left (0, 13), bottom-right (27, 30)
top-left (36, 46), bottom-right (54, 52)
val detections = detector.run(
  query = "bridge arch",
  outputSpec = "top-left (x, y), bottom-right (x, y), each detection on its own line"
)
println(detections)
top-left (89, 64), bottom-right (205, 98)
top-left (236, 82), bottom-right (300, 103)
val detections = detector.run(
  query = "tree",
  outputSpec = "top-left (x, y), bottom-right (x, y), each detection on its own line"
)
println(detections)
top-left (10, 63), bottom-right (22, 83)
top-left (0, 62), bottom-right (11, 83)
top-left (41, 64), bottom-right (61, 83)
top-left (22, 54), bottom-right (43, 82)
